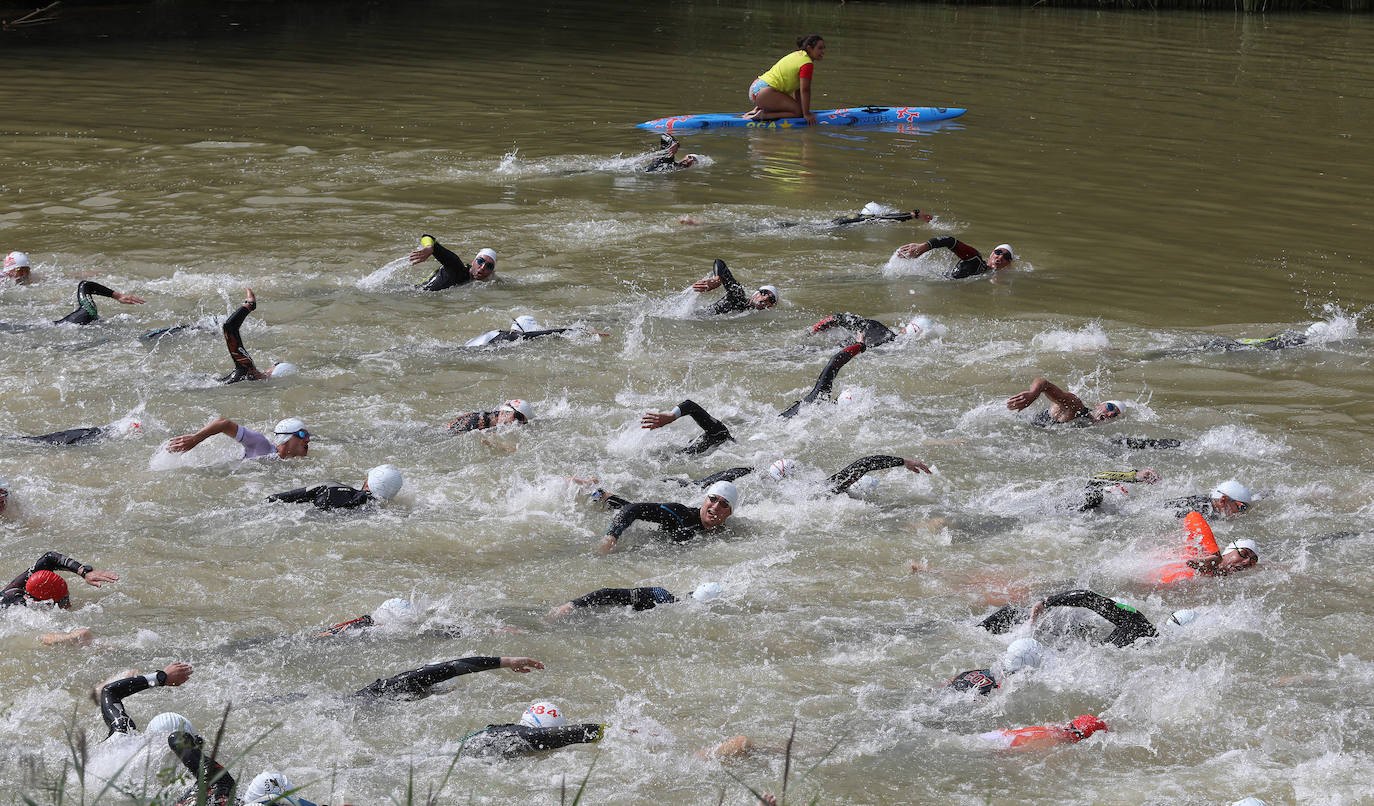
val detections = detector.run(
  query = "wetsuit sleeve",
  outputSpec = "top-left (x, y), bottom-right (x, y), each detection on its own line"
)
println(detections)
top-left (605, 502), bottom-right (699, 540)
top-left (79, 281), bottom-right (117, 299)
top-left (417, 238), bottom-right (472, 291)
top-left (689, 467), bottom-right (754, 486)
top-left (926, 237), bottom-right (989, 279)
top-left (705, 260), bottom-right (751, 315)
top-left (54, 281), bottom-right (118, 325)
top-left (513, 328), bottom-right (572, 340)
top-left (781, 343), bottom-right (865, 418)
top-left (448, 411), bottom-right (493, 433)
top-left (167, 732), bottom-right (235, 806)
top-left (267, 485), bottom-right (316, 504)
top-left (100, 671), bottom-right (162, 737)
top-left (353, 656), bottom-right (502, 700)
top-left (521, 723), bottom-right (604, 750)
top-left (1166, 494), bottom-right (1213, 518)
top-left (979, 604), bottom-right (1026, 634)
top-left (23, 427), bottom-right (104, 445)
top-left (827, 455), bottom-right (905, 494)
top-left (571, 587), bottom-right (676, 611)
top-left (2, 551), bottom-right (89, 604)
top-left (1041, 590), bottom-right (1158, 646)
top-left (219, 301), bottom-right (261, 384)
top-left (674, 399), bottom-right (734, 455)
top-left (1114, 436), bottom-right (1183, 450)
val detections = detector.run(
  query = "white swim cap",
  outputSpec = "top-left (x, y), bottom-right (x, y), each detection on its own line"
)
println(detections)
top-left (371, 596), bottom-right (415, 624)
top-left (860, 201), bottom-right (884, 216)
top-left (835, 387), bottom-right (859, 407)
top-left (1304, 321), bottom-right (1330, 341)
top-left (757, 284), bottom-right (779, 302)
top-left (520, 701), bottom-right (567, 729)
top-left (4, 251), bottom-right (30, 269)
top-left (504, 399), bottom-right (534, 423)
top-left (146, 712), bottom-right (197, 740)
top-left (768, 458), bottom-right (795, 480)
top-left (704, 480), bottom-right (738, 510)
top-left (692, 581), bottom-right (722, 601)
top-left (993, 243), bottom-right (1016, 260)
top-left (244, 770), bottom-right (295, 803)
top-left (1231, 799), bottom-right (1270, 806)
top-left (1002, 637), bottom-right (1045, 674)
top-left (899, 315), bottom-right (933, 336)
top-left (475, 248), bottom-right (498, 264)
top-left (1103, 400), bottom-right (1127, 416)
top-left (1167, 609), bottom-right (1198, 628)
top-left (366, 464), bottom-right (403, 501)
top-left (465, 329), bottom-right (502, 347)
top-left (272, 418), bottom-right (308, 445)
top-left (269, 361), bottom-right (298, 379)
top-left (513, 315), bottom-right (541, 332)
top-left (1212, 480), bottom-right (1253, 506)
top-left (1222, 538), bottom-right (1259, 558)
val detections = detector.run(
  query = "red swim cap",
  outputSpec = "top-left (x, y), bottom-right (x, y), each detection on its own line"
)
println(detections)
top-left (25, 570), bottom-right (69, 602)
top-left (1070, 715), bottom-right (1108, 739)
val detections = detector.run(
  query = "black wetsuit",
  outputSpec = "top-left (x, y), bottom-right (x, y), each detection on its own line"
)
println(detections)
top-left (1202, 331), bottom-right (1307, 351)
top-left (219, 299), bottom-right (265, 384)
top-left (168, 731), bottom-right (235, 806)
top-left (781, 313), bottom-right (895, 418)
top-left (353, 655), bottom-right (503, 701)
top-left (591, 466), bottom-right (750, 511)
top-left (417, 237), bottom-right (477, 291)
top-left (98, 669), bottom-right (171, 738)
top-left (448, 411), bottom-right (507, 433)
top-left (981, 590), bottom-right (1157, 648)
top-left (947, 668), bottom-right (999, 696)
top-left (827, 455), bottom-right (906, 494)
top-left (779, 343), bottom-right (864, 418)
top-left (9, 427), bottom-right (104, 445)
top-left (54, 281), bottom-right (119, 325)
top-left (921, 236), bottom-right (995, 279)
top-left (1079, 471), bottom-right (1150, 512)
top-left (703, 260), bottom-right (753, 316)
top-left (268, 482), bottom-right (373, 511)
top-left (830, 210), bottom-right (923, 227)
top-left (461, 723), bottom-right (604, 757)
top-left (570, 586), bottom-right (677, 611)
top-left (663, 398), bottom-right (734, 455)
top-left (645, 134), bottom-right (693, 174)
top-left (1165, 494), bottom-right (1224, 519)
top-left (480, 328), bottom-right (573, 344)
top-left (605, 502), bottom-right (704, 543)
top-left (1113, 436), bottom-right (1182, 450)
top-left (1030, 408), bottom-right (1094, 428)
top-left (1, 551), bottom-right (91, 607)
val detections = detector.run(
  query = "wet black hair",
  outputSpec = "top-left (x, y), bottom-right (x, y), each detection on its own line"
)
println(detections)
top-left (796, 34), bottom-right (825, 50)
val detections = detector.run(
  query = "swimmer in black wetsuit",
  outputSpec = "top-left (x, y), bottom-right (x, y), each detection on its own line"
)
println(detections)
top-left (96, 662), bottom-right (195, 738)
top-left (53, 280), bottom-right (145, 325)
top-left (644, 134), bottom-right (700, 173)
top-left (351, 655), bottom-right (543, 700)
top-left (1200, 331), bottom-right (1309, 351)
top-left (545, 580), bottom-right (721, 621)
top-left (1165, 479), bottom-right (1252, 520)
top-left (1078, 468), bottom-right (1161, 512)
top-left (826, 207), bottom-right (932, 227)
top-left (692, 259), bottom-right (778, 315)
top-left (8, 426), bottom-right (107, 445)
top-left (2, 550), bottom-right (119, 609)
top-left (167, 730), bottom-right (236, 806)
top-left (947, 638), bottom-right (1045, 697)
top-left (1006, 377), bottom-right (1124, 427)
top-left (465, 314), bottom-right (610, 347)
top-left (408, 235), bottom-right (496, 291)
top-left (219, 287), bottom-right (296, 383)
top-left (639, 399), bottom-right (734, 455)
top-left (447, 398), bottom-right (534, 433)
top-left (780, 314), bottom-right (895, 418)
top-left (895, 236), bottom-right (1015, 279)
top-left (596, 480), bottom-right (737, 553)
top-left (460, 701), bottom-right (604, 758)
top-left (980, 590), bottom-right (1196, 648)
top-left (268, 464), bottom-right (403, 511)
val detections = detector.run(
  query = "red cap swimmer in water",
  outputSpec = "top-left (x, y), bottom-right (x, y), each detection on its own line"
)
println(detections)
top-left (980, 714), bottom-right (1108, 750)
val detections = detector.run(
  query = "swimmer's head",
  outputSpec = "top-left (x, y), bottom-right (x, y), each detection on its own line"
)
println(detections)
top-left (1211, 480), bottom-right (1252, 516)
top-left (681, 154), bottom-right (700, 168)
top-left (473, 248), bottom-right (497, 280)
top-left (1231, 799), bottom-right (1270, 806)
top-left (767, 458), bottom-right (796, 480)
top-left (25, 570), bottom-right (69, 607)
top-left (520, 701), bottom-right (567, 729)
top-left (244, 770), bottom-right (295, 804)
top-left (146, 712), bottom-right (197, 741)
top-left (503, 399), bottom-right (534, 424)
top-left (365, 464), bottom-right (403, 502)
top-left (1166, 609), bottom-right (1198, 628)
top-left (272, 417), bottom-right (309, 445)
top-left (835, 387), bottom-right (859, 407)
top-left (1068, 714), bottom-right (1108, 740)
top-left (899, 315), bottom-right (933, 337)
top-left (1002, 637), bottom-right (1045, 674)
top-left (751, 285), bottom-right (779, 310)
top-left (1219, 538), bottom-right (1259, 572)
top-left (1093, 400), bottom-right (1126, 422)
top-left (988, 243), bottom-right (1015, 270)
top-left (692, 581), bottom-right (722, 601)
top-left (513, 315), bottom-right (540, 333)
top-left (371, 596), bottom-right (416, 625)
top-left (267, 361), bottom-right (298, 379)
top-left (701, 480), bottom-right (737, 528)
top-left (5, 251), bottom-right (31, 270)
top-left (860, 202), bottom-right (886, 216)
top-left (1304, 321), bottom-right (1330, 342)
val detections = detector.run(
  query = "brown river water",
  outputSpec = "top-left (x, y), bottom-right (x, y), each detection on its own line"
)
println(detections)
top-left (2, 1), bottom-right (1373, 803)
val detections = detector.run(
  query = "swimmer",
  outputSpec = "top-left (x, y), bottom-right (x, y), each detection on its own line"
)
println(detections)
top-left (408, 235), bottom-right (496, 291)
top-left (780, 314), bottom-right (895, 418)
top-left (1079, 468), bottom-right (1161, 512)
top-left (351, 655), bottom-right (543, 700)
top-left (166, 730), bottom-right (236, 806)
top-left (465, 314), bottom-right (609, 347)
top-left (268, 464), bottom-right (403, 510)
top-left (220, 287), bottom-right (296, 383)
top-left (167, 416), bottom-right (310, 460)
top-left (3, 251), bottom-right (31, 284)
top-left (1187, 538), bottom-right (1260, 576)
top-left (596, 480), bottom-right (738, 553)
top-left (692, 259), bottom-right (778, 315)
top-left (1200, 330), bottom-right (1309, 351)
top-left (546, 581), bottom-right (721, 620)
top-left (1006, 377), bottom-right (1124, 427)
top-left (2, 551), bottom-right (119, 609)
top-left (827, 205), bottom-right (933, 228)
top-left (448, 398), bottom-right (534, 433)
top-left (743, 34), bottom-right (826, 124)
top-left (982, 591), bottom-right (1197, 647)
top-left (7, 426), bottom-right (107, 445)
top-left (1165, 479), bottom-right (1252, 520)
top-left (317, 596), bottom-right (421, 637)
top-left (947, 637), bottom-right (1045, 696)
top-left (978, 715), bottom-right (1108, 750)
top-left (895, 237), bottom-right (1015, 280)
top-left (1112, 436), bottom-right (1183, 450)
top-left (640, 399), bottom-right (734, 455)
top-left (460, 701), bottom-right (605, 758)
top-left (95, 663), bottom-right (195, 739)
top-left (54, 280), bottom-right (145, 325)
top-left (644, 134), bottom-right (700, 173)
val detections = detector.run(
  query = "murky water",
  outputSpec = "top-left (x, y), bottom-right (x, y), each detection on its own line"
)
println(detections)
top-left (2, 1), bottom-right (1373, 803)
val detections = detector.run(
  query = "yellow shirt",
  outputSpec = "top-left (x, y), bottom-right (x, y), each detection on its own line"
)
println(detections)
top-left (758, 50), bottom-right (814, 95)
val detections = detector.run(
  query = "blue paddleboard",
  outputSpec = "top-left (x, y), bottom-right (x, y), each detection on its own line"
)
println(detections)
top-left (637, 106), bottom-right (966, 132)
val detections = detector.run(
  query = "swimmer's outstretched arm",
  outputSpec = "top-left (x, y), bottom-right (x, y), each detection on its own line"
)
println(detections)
top-left (642, 399), bottom-right (733, 455)
top-left (827, 455), bottom-right (930, 494)
top-left (1006, 378), bottom-right (1084, 416)
top-left (352, 656), bottom-right (543, 700)
top-left (166, 418), bottom-right (240, 453)
top-left (1031, 590), bottom-right (1158, 645)
top-left (220, 287), bottom-right (266, 383)
top-left (99, 662), bottom-right (193, 737)
top-left (411, 235), bottom-right (473, 291)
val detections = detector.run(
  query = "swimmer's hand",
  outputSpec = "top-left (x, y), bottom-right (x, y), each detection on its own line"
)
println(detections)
top-left (597, 535), bottom-right (619, 554)
top-left (692, 275), bottom-right (723, 293)
top-left (500, 657), bottom-right (544, 674)
top-left (408, 245), bottom-right (434, 265)
top-left (896, 241), bottom-right (932, 260)
top-left (1029, 601), bottom-right (1046, 622)
top-left (113, 292), bottom-right (145, 305)
top-left (678, 215), bottom-right (701, 226)
top-left (83, 569), bottom-right (119, 587)
top-left (546, 602), bottom-right (576, 621)
top-left (1138, 469), bottom-right (1160, 484)
top-left (242, 286), bottom-right (256, 308)
top-left (1006, 389), bottom-right (1040, 412)
top-left (163, 662), bottom-right (194, 686)
top-left (903, 458), bottom-right (932, 474)
top-left (641, 411), bottom-right (677, 430)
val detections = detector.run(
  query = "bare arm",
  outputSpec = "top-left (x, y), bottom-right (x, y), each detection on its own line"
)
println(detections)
top-left (799, 76), bottom-right (815, 124)
top-left (166, 418), bottom-right (239, 453)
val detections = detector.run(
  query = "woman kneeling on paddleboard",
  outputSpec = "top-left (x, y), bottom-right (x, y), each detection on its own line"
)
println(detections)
top-left (744, 35), bottom-right (825, 124)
